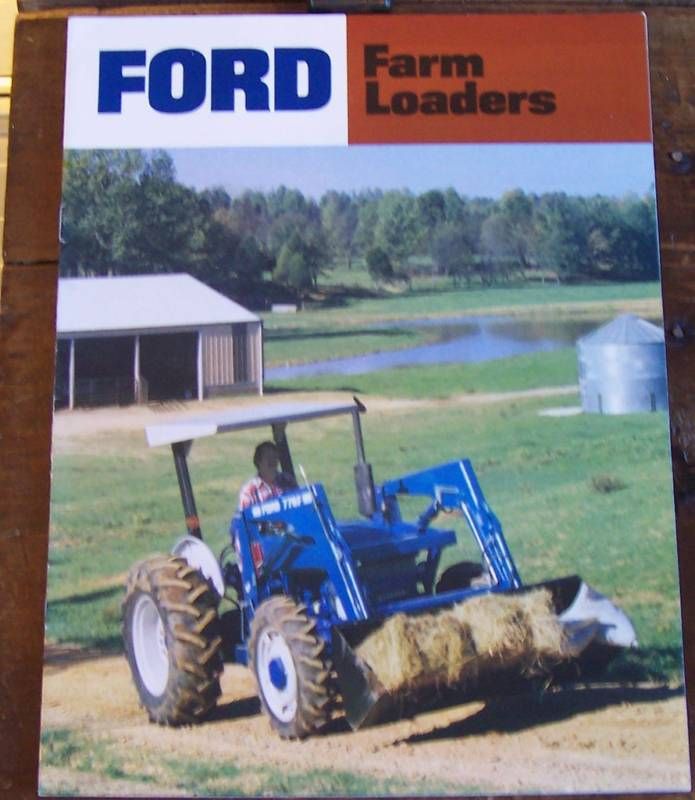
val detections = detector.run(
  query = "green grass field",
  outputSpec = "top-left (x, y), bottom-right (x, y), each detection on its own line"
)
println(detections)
top-left (265, 280), bottom-right (661, 329)
top-left (47, 386), bottom-right (683, 681)
top-left (267, 348), bottom-right (578, 397)
top-left (41, 728), bottom-right (480, 797)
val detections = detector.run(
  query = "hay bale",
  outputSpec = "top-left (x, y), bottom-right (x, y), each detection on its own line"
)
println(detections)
top-left (451, 594), bottom-right (530, 660)
top-left (355, 589), bottom-right (566, 696)
top-left (518, 589), bottom-right (567, 657)
top-left (355, 612), bottom-right (476, 692)
top-left (450, 589), bottom-right (565, 669)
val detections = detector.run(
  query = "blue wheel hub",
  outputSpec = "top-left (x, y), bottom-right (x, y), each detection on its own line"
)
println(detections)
top-left (268, 657), bottom-right (288, 690)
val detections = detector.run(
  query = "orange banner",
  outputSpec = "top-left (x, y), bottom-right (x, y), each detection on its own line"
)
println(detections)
top-left (347, 14), bottom-right (651, 144)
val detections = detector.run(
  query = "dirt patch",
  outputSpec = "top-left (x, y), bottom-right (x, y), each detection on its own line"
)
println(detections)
top-left (40, 653), bottom-right (691, 796)
top-left (51, 387), bottom-right (579, 447)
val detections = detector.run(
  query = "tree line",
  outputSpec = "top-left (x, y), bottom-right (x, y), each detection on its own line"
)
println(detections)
top-left (60, 149), bottom-right (659, 306)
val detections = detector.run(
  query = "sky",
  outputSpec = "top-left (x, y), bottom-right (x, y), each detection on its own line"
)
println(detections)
top-left (169, 143), bottom-right (656, 200)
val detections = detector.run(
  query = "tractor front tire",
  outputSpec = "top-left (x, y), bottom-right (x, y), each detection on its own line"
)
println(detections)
top-left (122, 555), bottom-right (223, 726)
top-left (249, 596), bottom-right (333, 739)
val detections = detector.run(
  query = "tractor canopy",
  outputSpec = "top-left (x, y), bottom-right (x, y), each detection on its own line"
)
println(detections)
top-left (145, 399), bottom-right (364, 449)
top-left (144, 398), bottom-right (377, 540)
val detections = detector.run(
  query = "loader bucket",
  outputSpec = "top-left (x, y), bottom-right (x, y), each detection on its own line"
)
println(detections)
top-left (331, 627), bottom-right (392, 730)
top-left (340, 588), bottom-right (571, 715)
top-left (525, 575), bottom-right (638, 652)
top-left (332, 579), bottom-right (636, 729)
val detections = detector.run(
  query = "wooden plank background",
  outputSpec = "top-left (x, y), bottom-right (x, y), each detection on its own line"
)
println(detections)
top-left (2, 4), bottom-right (694, 799)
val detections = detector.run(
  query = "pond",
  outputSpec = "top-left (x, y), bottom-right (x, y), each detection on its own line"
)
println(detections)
top-left (265, 315), bottom-right (600, 380)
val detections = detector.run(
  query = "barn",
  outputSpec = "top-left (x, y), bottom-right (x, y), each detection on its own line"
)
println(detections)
top-left (55, 274), bottom-right (263, 408)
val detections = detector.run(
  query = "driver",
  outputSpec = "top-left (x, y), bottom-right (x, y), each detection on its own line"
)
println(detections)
top-left (238, 441), bottom-right (296, 510)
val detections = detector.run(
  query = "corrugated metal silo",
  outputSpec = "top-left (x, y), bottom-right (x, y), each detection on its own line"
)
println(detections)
top-left (576, 314), bottom-right (667, 414)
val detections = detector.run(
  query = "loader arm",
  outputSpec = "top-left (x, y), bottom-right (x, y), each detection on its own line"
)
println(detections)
top-left (379, 459), bottom-right (522, 591)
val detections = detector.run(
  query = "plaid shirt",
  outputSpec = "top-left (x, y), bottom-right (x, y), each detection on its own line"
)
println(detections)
top-left (238, 472), bottom-right (296, 510)
top-left (238, 476), bottom-right (283, 510)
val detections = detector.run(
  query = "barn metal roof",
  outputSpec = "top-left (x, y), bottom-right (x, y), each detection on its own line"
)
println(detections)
top-left (577, 314), bottom-right (664, 346)
top-left (145, 400), bottom-right (360, 447)
top-left (57, 274), bottom-right (259, 335)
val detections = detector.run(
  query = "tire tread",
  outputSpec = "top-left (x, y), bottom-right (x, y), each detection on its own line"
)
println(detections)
top-left (249, 595), bottom-right (335, 739)
top-left (123, 555), bottom-right (223, 726)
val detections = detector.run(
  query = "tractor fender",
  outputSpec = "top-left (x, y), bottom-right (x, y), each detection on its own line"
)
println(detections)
top-left (172, 536), bottom-right (225, 600)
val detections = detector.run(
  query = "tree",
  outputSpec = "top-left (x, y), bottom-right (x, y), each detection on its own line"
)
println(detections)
top-left (479, 190), bottom-right (535, 280)
top-left (610, 195), bottom-right (659, 280)
top-left (442, 188), bottom-right (467, 224)
top-left (479, 214), bottom-right (522, 281)
top-left (60, 150), bottom-right (279, 304)
top-left (273, 231), bottom-right (327, 293)
top-left (320, 191), bottom-right (358, 269)
top-left (60, 150), bottom-right (145, 276)
top-left (365, 246), bottom-right (396, 283)
top-left (373, 191), bottom-right (420, 268)
top-left (61, 150), bottom-right (212, 278)
top-left (530, 193), bottom-right (591, 281)
top-left (226, 191), bottom-right (269, 240)
top-left (124, 151), bottom-right (210, 275)
top-left (416, 190), bottom-right (447, 251)
top-left (353, 190), bottom-right (382, 258)
top-left (430, 223), bottom-right (474, 285)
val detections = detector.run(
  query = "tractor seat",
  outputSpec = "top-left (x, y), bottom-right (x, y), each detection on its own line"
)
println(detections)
top-left (339, 521), bottom-right (456, 562)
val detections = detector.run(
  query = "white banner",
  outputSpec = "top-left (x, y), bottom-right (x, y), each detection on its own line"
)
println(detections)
top-left (64, 15), bottom-right (348, 149)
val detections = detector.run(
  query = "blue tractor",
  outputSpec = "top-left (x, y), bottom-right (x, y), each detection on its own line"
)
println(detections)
top-left (122, 399), bottom-right (636, 739)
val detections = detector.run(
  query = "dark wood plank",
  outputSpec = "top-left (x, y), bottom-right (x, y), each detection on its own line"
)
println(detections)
top-left (16, 0), bottom-right (695, 11)
top-left (17, 1), bottom-right (306, 15)
top-left (0, 262), bottom-right (57, 800)
top-left (3, 18), bottom-right (66, 265)
top-left (650, 14), bottom-right (695, 509)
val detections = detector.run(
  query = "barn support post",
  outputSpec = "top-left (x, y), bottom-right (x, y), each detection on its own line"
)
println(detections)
top-left (68, 337), bottom-right (75, 410)
top-left (133, 334), bottom-right (140, 403)
top-left (257, 321), bottom-right (264, 396)
top-left (196, 330), bottom-right (204, 401)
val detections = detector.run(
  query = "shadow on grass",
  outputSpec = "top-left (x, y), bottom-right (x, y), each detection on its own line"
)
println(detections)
top-left (44, 637), bottom-right (123, 666)
top-left (575, 646), bottom-right (685, 684)
top-left (314, 285), bottom-right (444, 307)
top-left (264, 384), bottom-right (368, 396)
top-left (46, 585), bottom-right (125, 660)
top-left (265, 327), bottom-right (413, 343)
top-left (209, 695), bottom-right (261, 722)
top-left (395, 683), bottom-right (684, 746)
top-left (307, 285), bottom-right (386, 309)
top-left (49, 585), bottom-right (123, 606)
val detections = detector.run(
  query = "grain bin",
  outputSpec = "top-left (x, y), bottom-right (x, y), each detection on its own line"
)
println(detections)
top-left (577, 314), bottom-right (667, 414)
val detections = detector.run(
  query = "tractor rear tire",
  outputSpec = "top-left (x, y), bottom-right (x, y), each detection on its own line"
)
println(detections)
top-left (249, 595), bottom-right (333, 739)
top-left (436, 561), bottom-right (485, 593)
top-left (122, 555), bottom-right (223, 726)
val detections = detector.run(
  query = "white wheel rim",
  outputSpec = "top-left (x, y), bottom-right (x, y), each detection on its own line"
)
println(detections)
top-left (256, 630), bottom-right (298, 723)
top-left (132, 593), bottom-right (169, 697)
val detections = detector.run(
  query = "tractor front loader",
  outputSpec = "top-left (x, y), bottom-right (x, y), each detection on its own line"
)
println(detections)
top-left (122, 399), bottom-right (637, 739)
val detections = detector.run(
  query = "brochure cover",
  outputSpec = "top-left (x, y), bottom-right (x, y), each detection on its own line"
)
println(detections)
top-left (41, 12), bottom-right (691, 797)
